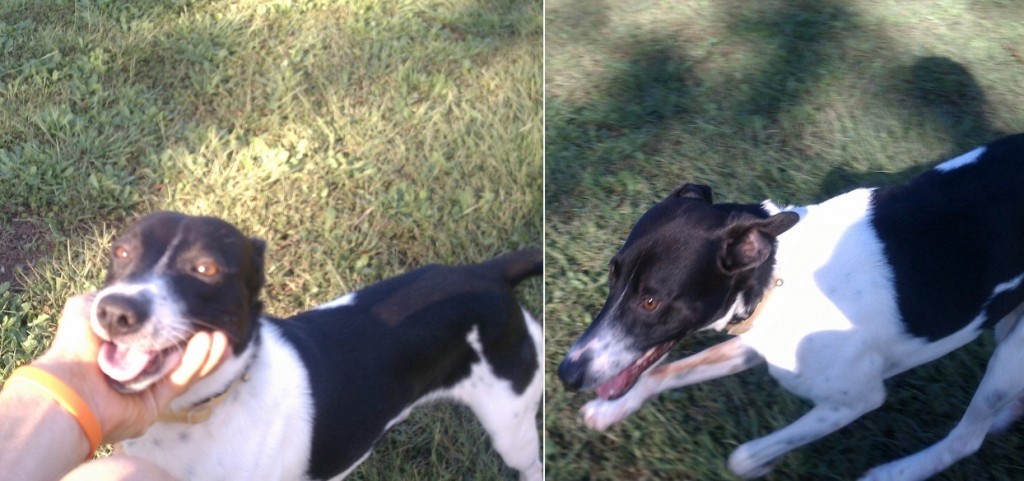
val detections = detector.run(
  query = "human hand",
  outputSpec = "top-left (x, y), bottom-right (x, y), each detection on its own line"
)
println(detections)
top-left (31, 293), bottom-right (230, 443)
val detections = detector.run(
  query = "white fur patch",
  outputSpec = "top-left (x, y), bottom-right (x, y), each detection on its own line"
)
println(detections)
top-left (934, 146), bottom-right (986, 172)
top-left (315, 292), bottom-right (357, 311)
top-left (742, 189), bottom-right (901, 377)
top-left (122, 322), bottom-right (315, 480)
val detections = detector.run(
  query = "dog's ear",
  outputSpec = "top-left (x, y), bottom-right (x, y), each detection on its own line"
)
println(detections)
top-left (246, 237), bottom-right (267, 293)
top-left (669, 183), bottom-right (712, 203)
top-left (719, 212), bottom-right (799, 273)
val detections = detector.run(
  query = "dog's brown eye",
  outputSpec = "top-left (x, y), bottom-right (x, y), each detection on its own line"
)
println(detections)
top-left (113, 245), bottom-right (130, 259)
top-left (640, 296), bottom-right (660, 312)
top-left (194, 261), bottom-right (220, 277)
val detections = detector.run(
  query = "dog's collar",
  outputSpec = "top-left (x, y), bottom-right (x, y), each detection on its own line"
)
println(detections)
top-left (727, 277), bottom-right (783, 335)
top-left (157, 370), bottom-right (250, 424)
top-left (157, 334), bottom-right (259, 425)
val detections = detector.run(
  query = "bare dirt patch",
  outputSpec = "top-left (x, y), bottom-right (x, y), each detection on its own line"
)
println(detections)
top-left (0, 218), bottom-right (51, 289)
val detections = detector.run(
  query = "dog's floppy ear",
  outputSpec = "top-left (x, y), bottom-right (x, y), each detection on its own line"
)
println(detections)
top-left (246, 237), bottom-right (267, 294)
top-left (719, 212), bottom-right (799, 273)
top-left (669, 183), bottom-right (713, 203)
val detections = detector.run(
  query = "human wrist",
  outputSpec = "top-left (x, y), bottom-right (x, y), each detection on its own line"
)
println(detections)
top-left (6, 364), bottom-right (103, 459)
top-left (30, 355), bottom-right (106, 419)
top-left (0, 378), bottom-right (93, 480)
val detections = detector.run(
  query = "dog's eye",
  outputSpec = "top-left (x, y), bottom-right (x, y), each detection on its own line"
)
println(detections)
top-left (193, 261), bottom-right (220, 277)
top-left (113, 245), bottom-right (130, 259)
top-left (640, 296), bottom-right (660, 312)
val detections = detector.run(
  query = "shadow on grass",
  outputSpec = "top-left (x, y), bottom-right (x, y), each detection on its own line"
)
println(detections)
top-left (544, 32), bottom-right (699, 207)
top-left (545, 1), bottom-right (1023, 479)
top-left (721, 0), bottom-right (855, 119)
top-left (546, 0), bottom-right (859, 207)
top-left (819, 56), bottom-right (1007, 198)
top-left (548, 1), bottom-right (1012, 207)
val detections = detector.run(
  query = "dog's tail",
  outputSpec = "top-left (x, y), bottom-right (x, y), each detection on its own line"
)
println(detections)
top-left (485, 248), bottom-right (543, 287)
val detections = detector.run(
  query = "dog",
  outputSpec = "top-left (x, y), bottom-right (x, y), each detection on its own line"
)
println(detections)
top-left (558, 133), bottom-right (1024, 480)
top-left (89, 211), bottom-right (543, 481)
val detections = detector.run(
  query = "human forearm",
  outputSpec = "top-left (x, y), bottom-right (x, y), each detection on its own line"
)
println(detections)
top-left (0, 379), bottom-right (92, 481)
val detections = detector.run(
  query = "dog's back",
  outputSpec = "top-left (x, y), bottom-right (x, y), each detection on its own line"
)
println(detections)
top-left (871, 133), bottom-right (1024, 341)
top-left (273, 249), bottom-right (543, 479)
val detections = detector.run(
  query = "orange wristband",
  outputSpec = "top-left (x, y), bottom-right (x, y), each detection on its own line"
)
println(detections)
top-left (5, 365), bottom-right (103, 459)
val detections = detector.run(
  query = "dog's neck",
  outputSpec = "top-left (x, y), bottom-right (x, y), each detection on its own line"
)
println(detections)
top-left (726, 277), bottom-right (783, 335)
top-left (160, 325), bottom-right (262, 424)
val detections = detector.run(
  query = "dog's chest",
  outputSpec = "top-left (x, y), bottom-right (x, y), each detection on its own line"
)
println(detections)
top-left (744, 186), bottom-right (1002, 392)
top-left (740, 191), bottom-right (909, 388)
top-left (746, 193), bottom-right (896, 337)
top-left (123, 323), bottom-right (314, 480)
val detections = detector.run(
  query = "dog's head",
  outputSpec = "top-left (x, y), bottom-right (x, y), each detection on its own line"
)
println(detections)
top-left (90, 211), bottom-right (266, 393)
top-left (558, 184), bottom-right (798, 399)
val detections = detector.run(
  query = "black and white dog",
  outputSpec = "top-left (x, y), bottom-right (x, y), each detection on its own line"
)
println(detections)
top-left (90, 211), bottom-right (543, 480)
top-left (558, 134), bottom-right (1024, 480)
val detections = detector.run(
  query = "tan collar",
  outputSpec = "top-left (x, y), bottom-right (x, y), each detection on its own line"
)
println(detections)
top-left (157, 372), bottom-right (250, 424)
top-left (727, 277), bottom-right (783, 335)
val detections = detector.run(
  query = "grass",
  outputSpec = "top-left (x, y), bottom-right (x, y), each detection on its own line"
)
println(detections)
top-left (545, 0), bottom-right (1024, 480)
top-left (0, 0), bottom-right (541, 479)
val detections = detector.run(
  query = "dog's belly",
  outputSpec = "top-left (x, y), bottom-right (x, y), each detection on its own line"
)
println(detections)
top-left (122, 322), bottom-right (315, 480)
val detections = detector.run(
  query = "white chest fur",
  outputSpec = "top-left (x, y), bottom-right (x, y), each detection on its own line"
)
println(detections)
top-left (744, 189), bottom-right (986, 398)
top-left (122, 322), bottom-right (314, 481)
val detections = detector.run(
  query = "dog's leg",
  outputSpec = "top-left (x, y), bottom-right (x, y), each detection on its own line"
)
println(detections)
top-left (462, 313), bottom-right (543, 481)
top-left (581, 337), bottom-right (763, 431)
top-left (862, 315), bottom-right (1024, 481)
top-left (990, 313), bottom-right (1024, 433)
top-left (724, 344), bottom-right (890, 479)
top-left (729, 388), bottom-right (886, 478)
top-left (466, 388), bottom-right (542, 481)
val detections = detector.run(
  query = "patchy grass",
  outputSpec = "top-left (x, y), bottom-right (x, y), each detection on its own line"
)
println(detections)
top-left (545, 0), bottom-right (1024, 480)
top-left (0, 0), bottom-right (541, 479)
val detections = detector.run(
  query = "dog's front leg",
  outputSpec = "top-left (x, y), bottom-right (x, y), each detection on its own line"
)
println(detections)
top-left (582, 337), bottom-right (763, 430)
top-left (729, 392), bottom-right (885, 478)
top-left (728, 348), bottom-right (890, 479)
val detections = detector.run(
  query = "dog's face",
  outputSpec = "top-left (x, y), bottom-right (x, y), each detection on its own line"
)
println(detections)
top-left (90, 211), bottom-right (265, 393)
top-left (558, 184), bottom-right (798, 399)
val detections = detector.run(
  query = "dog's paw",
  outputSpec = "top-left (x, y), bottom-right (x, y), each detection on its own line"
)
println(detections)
top-left (859, 462), bottom-right (913, 481)
top-left (859, 467), bottom-right (896, 481)
top-left (989, 395), bottom-right (1024, 434)
top-left (517, 461), bottom-right (543, 481)
top-left (728, 444), bottom-right (778, 479)
top-left (580, 398), bottom-right (635, 431)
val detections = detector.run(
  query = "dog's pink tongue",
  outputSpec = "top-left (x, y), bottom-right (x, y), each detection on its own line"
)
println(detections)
top-left (594, 340), bottom-right (677, 400)
top-left (98, 342), bottom-right (155, 383)
top-left (595, 370), bottom-right (634, 400)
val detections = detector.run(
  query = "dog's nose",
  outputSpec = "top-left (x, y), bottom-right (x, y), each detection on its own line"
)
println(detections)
top-left (96, 293), bottom-right (151, 336)
top-left (557, 355), bottom-right (588, 390)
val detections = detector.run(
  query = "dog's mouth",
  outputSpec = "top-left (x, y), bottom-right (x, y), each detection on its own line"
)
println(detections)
top-left (595, 340), bottom-right (676, 400)
top-left (98, 341), bottom-right (185, 392)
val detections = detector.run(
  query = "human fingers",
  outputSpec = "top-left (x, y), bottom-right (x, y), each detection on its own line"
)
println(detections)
top-left (198, 331), bottom-right (230, 379)
top-left (168, 331), bottom-right (214, 388)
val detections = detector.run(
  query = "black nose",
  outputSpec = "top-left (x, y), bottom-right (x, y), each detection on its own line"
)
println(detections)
top-left (96, 293), bottom-right (151, 336)
top-left (558, 354), bottom-right (588, 390)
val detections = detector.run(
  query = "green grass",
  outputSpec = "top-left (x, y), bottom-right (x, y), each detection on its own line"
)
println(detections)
top-left (0, 0), bottom-right (541, 479)
top-left (545, 0), bottom-right (1024, 480)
